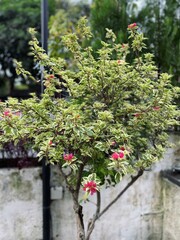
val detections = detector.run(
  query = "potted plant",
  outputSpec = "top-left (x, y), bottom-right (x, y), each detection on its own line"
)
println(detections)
top-left (0, 18), bottom-right (179, 240)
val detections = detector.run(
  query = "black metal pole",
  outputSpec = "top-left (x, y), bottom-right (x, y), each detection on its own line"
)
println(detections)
top-left (41, 0), bottom-right (48, 92)
top-left (41, 0), bottom-right (51, 240)
top-left (42, 159), bottom-right (51, 240)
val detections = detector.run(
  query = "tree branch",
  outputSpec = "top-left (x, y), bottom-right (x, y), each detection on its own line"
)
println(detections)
top-left (75, 157), bottom-right (89, 193)
top-left (58, 163), bottom-right (75, 193)
top-left (86, 191), bottom-right (101, 240)
top-left (76, 162), bottom-right (85, 193)
top-left (97, 169), bottom-right (144, 220)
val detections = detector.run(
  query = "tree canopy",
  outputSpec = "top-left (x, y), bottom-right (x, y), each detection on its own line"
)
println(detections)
top-left (0, 18), bottom-right (179, 239)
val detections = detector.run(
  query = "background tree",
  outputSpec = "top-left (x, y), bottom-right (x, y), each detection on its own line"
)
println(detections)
top-left (0, 0), bottom-right (55, 98)
top-left (90, 0), bottom-right (137, 52)
top-left (49, 0), bottom-right (90, 58)
top-left (88, 0), bottom-right (180, 113)
top-left (90, 0), bottom-right (180, 91)
top-left (136, 0), bottom-right (180, 87)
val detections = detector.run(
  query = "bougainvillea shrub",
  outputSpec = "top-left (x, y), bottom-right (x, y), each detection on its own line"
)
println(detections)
top-left (0, 18), bottom-right (179, 240)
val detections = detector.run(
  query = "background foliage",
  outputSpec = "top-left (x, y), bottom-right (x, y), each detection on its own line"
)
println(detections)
top-left (0, 0), bottom-right (55, 98)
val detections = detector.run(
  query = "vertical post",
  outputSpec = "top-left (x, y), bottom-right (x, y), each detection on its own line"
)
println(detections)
top-left (41, 0), bottom-right (51, 240)
top-left (41, 0), bottom-right (48, 52)
top-left (41, 0), bottom-right (48, 92)
top-left (42, 159), bottom-right (51, 240)
top-left (157, 0), bottom-right (161, 78)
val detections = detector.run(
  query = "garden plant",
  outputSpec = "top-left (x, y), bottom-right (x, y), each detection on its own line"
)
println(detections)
top-left (0, 18), bottom-right (179, 240)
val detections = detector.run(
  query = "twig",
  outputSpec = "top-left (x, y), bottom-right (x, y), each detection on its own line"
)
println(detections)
top-left (76, 162), bottom-right (86, 193)
top-left (98, 169), bottom-right (144, 219)
top-left (58, 163), bottom-right (75, 193)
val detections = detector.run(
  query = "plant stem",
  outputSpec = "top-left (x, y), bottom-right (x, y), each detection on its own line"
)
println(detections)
top-left (85, 170), bottom-right (143, 240)
top-left (73, 198), bottom-right (85, 240)
top-left (86, 191), bottom-right (101, 240)
top-left (98, 169), bottom-right (144, 219)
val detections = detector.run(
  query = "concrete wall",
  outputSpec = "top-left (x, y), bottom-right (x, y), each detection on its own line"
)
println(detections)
top-left (0, 168), bottom-right (42, 240)
top-left (0, 134), bottom-right (179, 240)
top-left (163, 179), bottom-right (180, 240)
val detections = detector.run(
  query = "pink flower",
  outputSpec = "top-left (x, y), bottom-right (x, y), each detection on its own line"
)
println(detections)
top-left (134, 113), bottom-right (142, 117)
top-left (83, 181), bottom-right (97, 195)
top-left (3, 110), bottom-right (11, 117)
top-left (63, 153), bottom-right (74, 162)
top-left (48, 74), bottom-right (54, 79)
top-left (111, 152), bottom-right (119, 160)
top-left (14, 111), bottom-right (21, 117)
top-left (117, 60), bottom-right (125, 65)
top-left (111, 151), bottom-right (125, 160)
top-left (49, 140), bottom-right (53, 146)
top-left (120, 146), bottom-right (125, 151)
top-left (128, 23), bottom-right (137, 29)
top-left (119, 151), bottom-right (125, 159)
top-left (153, 106), bottom-right (160, 111)
top-left (111, 141), bottom-right (116, 146)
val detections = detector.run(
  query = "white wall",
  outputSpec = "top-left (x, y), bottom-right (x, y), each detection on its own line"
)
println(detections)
top-left (0, 168), bottom-right (42, 240)
top-left (163, 179), bottom-right (180, 240)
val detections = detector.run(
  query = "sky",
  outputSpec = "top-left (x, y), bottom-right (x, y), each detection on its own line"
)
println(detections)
top-left (72, 0), bottom-right (92, 3)
top-left (72, 0), bottom-right (144, 8)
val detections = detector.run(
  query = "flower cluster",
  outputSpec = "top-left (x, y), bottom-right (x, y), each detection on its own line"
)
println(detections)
top-left (134, 112), bottom-right (142, 118)
top-left (117, 60), bottom-right (125, 65)
top-left (2, 109), bottom-right (21, 118)
top-left (120, 146), bottom-right (125, 151)
top-left (82, 173), bottom-right (100, 199)
top-left (3, 109), bottom-right (12, 117)
top-left (133, 106), bottom-right (161, 118)
top-left (111, 151), bottom-right (125, 160)
top-left (128, 23), bottom-right (137, 29)
top-left (44, 74), bottom-right (55, 87)
top-left (83, 180), bottom-right (97, 195)
top-left (48, 74), bottom-right (54, 79)
top-left (153, 106), bottom-right (160, 111)
top-left (63, 153), bottom-right (74, 162)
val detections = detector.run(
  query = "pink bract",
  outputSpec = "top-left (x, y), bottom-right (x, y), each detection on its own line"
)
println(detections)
top-left (153, 106), bottom-right (160, 111)
top-left (111, 152), bottom-right (119, 160)
top-left (83, 181), bottom-right (97, 195)
top-left (119, 151), bottom-right (125, 159)
top-left (63, 153), bottom-right (74, 161)
top-left (128, 23), bottom-right (137, 29)
top-left (120, 146), bottom-right (125, 151)
top-left (3, 110), bottom-right (11, 117)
